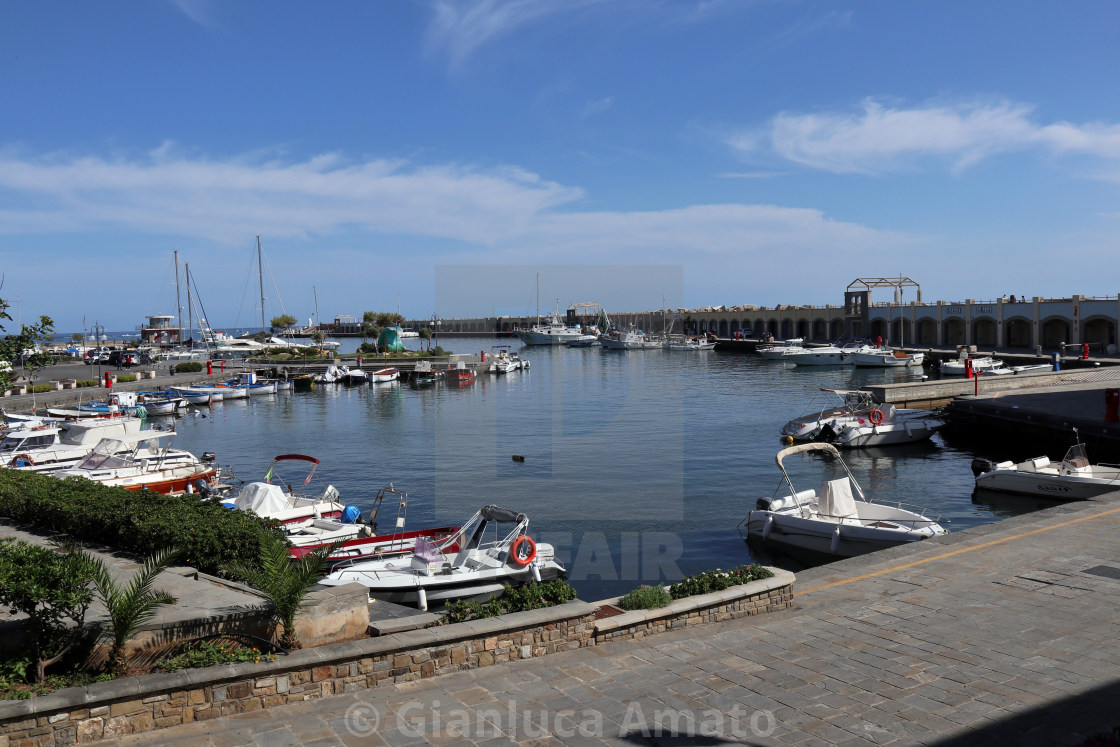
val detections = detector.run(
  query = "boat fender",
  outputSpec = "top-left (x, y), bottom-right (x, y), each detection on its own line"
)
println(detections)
top-left (509, 536), bottom-right (537, 566)
top-left (10, 454), bottom-right (33, 468)
top-left (830, 525), bottom-right (841, 554)
top-left (341, 505), bottom-right (362, 524)
top-left (531, 562), bottom-right (542, 583)
top-left (869, 409), bottom-right (884, 425)
top-left (417, 587), bottom-right (428, 612)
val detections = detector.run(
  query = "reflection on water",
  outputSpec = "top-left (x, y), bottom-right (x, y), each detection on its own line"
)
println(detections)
top-left (167, 337), bottom-right (1044, 600)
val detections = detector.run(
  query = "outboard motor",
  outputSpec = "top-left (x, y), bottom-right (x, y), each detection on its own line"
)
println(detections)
top-left (971, 457), bottom-right (997, 476)
top-left (813, 422), bottom-right (839, 443)
top-left (755, 498), bottom-right (772, 511)
top-left (201, 452), bottom-right (217, 462)
top-left (193, 478), bottom-right (213, 497)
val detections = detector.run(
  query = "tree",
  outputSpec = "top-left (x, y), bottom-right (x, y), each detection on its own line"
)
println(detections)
top-left (223, 537), bottom-right (341, 649)
top-left (270, 314), bottom-right (298, 335)
top-left (418, 327), bottom-right (433, 351)
top-left (84, 547), bottom-right (180, 675)
top-left (377, 312), bottom-right (404, 328)
top-left (311, 329), bottom-right (327, 355)
top-left (0, 297), bottom-right (54, 391)
top-left (0, 540), bottom-right (97, 682)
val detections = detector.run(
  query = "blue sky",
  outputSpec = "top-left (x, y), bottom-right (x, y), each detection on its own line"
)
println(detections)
top-left (2, 1), bottom-right (1120, 332)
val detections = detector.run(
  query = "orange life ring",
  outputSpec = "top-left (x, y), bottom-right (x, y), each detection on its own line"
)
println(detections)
top-left (509, 536), bottom-right (537, 566)
top-left (869, 409), bottom-right (884, 425)
top-left (10, 454), bottom-right (34, 467)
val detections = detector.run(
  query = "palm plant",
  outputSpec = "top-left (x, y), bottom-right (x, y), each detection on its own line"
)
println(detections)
top-left (223, 537), bottom-right (340, 650)
top-left (86, 546), bottom-right (181, 675)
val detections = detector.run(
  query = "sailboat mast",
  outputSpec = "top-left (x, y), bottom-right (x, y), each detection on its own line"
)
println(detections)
top-left (174, 250), bottom-right (183, 347)
top-left (257, 236), bottom-right (266, 334)
top-left (185, 263), bottom-right (194, 349)
top-left (535, 273), bottom-right (540, 324)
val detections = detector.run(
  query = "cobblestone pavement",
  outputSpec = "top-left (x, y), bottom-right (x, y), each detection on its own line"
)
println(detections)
top-left (105, 499), bottom-right (1120, 746)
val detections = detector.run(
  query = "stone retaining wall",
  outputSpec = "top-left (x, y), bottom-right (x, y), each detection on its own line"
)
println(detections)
top-left (592, 569), bottom-right (796, 643)
top-left (0, 570), bottom-right (796, 745)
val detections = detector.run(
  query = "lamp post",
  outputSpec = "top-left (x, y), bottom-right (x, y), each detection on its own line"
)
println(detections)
top-left (92, 322), bottom-right (105, 381)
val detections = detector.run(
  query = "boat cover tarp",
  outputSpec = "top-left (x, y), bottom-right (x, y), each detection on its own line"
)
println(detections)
top-left (819, 478), bottom-right (858, 519)
top-left (235, 482), bottom-right (292, 514)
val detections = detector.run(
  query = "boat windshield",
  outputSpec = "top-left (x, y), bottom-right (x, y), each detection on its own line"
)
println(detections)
top-left (1063, 442), bottom-right (1090, 465)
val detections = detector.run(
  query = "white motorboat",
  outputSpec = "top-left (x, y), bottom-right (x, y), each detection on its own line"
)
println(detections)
top-left (515, 313), bottom-right (585, 346)
top-left (781, 388), bottom-right (890, 442)
top-left (220, 454), bottom-right (343, 523)
top-left (371, 367), bottom-right (399, 383)
top-left (488, 346), bottom-right (519, 373)
top-left (566, 334), bottom-right (599, 347)
top-left (792, 340), bottom-right (874, 366)
top-left (850, 349), bottom-right (926, 368)
top-left (341, 369), bottom-right (368, 384)
top-left (757, 338), bottom-right (805, 360)
top-left (313, 365), bottom-right (348, 383)
top-left (984, 363), bottom-right (1052, 376)
top-left (1, 417), bottom-right (144, 472)
top-left (320, 504), bottom-right (566, 609)
top-left (663, 336), bottom-right (715, 351)
top-left (939, 353), bottom-right (1005, 376)
top-left (171, 388), bottom-right (214, 405)
top-left (821, 404), bottom-right (942, 448)
top-left (53, 433), bottom-right (218, 494)
top-left (973, 438), bottom-right (1120, 500)
top-left (599, 329), bottom-right (649, 350)
top-left (739, 442), bottom-right (948, 559)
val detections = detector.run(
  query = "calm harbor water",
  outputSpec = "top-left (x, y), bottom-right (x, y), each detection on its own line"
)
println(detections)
top-left (164, 337), bottom-right (1048, 601)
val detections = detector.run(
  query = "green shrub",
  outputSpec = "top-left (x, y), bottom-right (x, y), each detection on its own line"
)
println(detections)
top-left (116, 374), bottom-right (137, 383)
top-left (442, 579), bottom-right (578, 623)
top-left (173, 362), bottom-right (203, 374)
top-left (0, 471), bottom-right (283, 576)
top-left (77, 380), bottom-right (99, 388)
top-left (29, 384), bottom-right (52, 393)
top-left (617, 585), bottom-right (671, 611)
top-left (668, 564), bottom-right (773, 600)
top-left (157, 639), bottom-right (274, 672)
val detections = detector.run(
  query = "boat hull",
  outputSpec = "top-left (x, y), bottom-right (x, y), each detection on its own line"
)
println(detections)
top-left (744, 510), bottom-right (940, 559)
top-left (974, 471), bottom-right (1120, 500)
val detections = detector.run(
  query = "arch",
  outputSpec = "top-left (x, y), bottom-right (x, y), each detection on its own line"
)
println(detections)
top-left (780, 320), bottom-right (792, 338)
top-left (754, 320), bottom-right (764, 337)
top-left (812, 319), bottom-right (827, 341)
top-left (729, 319), bottom-right (740, 335)
top-left (1041, 318), bottom-right (1070, 348)
top-left (915, 319), bottom-right (936, 345)
top-left (868, 319), bottom-right (888, 343)
top-left (718, 320), bottom-right (729, 338)
top-left (796, 320), bottom-right (810, 339)
top-left (942, 318), bottom-right (965, 347)
top-left (829, 319), bottom-right (845, 340)
top-left (1005, 318), bottom-right (1031, 348)
top-left (699, 320), bottom-right (708, 334)
top-left (973, 318), bottom-right (998, 347)
top-left (1084, 317), bottom-right (1116, 350)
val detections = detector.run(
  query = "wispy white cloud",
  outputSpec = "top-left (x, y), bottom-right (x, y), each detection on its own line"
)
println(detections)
top-left (580, 96), bottom-right (614, 119)
top-left (425, 0), bottom-right (601, 67)
top-left (0, 144), bottom-right (903, 270)
top-left (168, 0), bottom-right (218, 29)
top-left (731, 98), bottom-right (1120, 175)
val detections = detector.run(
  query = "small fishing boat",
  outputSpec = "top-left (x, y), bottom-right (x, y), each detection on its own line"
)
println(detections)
top-left (409, 360), bottom-right (443, 387)
top-left (221, 454), bottom-right (345, 524)
top-left (371, 367), bottom-right (399, 383)
top-left (972, 433), bottom-right (1120, 499)
top-left (341, 368), bottom-right (368, 384)
top-left (320, 504), bottom-right (566, 609)
top-left (820, 404), bottom-right (942, 448)
top-left (939, 353), bottom-right (1006, 376)
top-left (850, 348), bottom-right (925, 368)
top-left (739, 442), bottom-right (947, 560)
top-left (447, 362), bottom-right (476, 385)
top-left (488, 346), bottom-right (519, 373)
top-left (170, 388), bottom-right (214, 405)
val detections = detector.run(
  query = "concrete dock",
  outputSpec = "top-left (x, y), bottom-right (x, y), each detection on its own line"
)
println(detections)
top-left (99, 495), bottom-right (1120, 746)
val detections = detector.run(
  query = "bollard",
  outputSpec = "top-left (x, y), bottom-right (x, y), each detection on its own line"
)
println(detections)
top-left (207, 360), bottom-right (213, 375)
top-left (220, 360), bottom-right (225, 372)
top-left (103, 371), bottom-right (112, 389)
top-left (964, 358), bottom-right (973, 379)
top-left (481, 350), bottom-right (486, 362)
top-left (1107, 388), bottom-right (1120, 423)
top-left (1083, 343), bottom-right (1090, 360)
top-left (1051, 352), bottom-right (1060, 372)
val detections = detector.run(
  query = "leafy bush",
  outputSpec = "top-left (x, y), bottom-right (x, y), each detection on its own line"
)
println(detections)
top-left (156, 640), bottom-right (274, 672)
top-left (0, 540), bottom-right (97, 681)
top-left (77, 379), bottom-right (99, 387)
top-left (116, 374), bottom-right (137, 383)
top-left (442, 579), bottom-right (578, 623)
top-left (668, 564), bottom-right (773, 600)
top-left (0, 470), bottom-right (283, 575)
top-left (617, 585), bottom-right (671, 611)
top-left (29, 384), bottom-right (52, 393)
top-left (173, 362), bottom-right (203, 374)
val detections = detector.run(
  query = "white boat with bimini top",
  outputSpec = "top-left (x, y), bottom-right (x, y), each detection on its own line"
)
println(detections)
top-left (739, 442), bottom-right (947, 560)
top-left (972, 433), bottom-right (1120, 500)
top-left (320, 504), bottom-right (566, 609)
top-left (939, 352), bottom-right (1005, 376)
top-left (820, 404), bottom-right (942, 448)
top-left (781, 388), bottom-right (914, 442)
